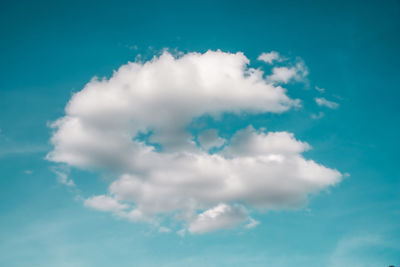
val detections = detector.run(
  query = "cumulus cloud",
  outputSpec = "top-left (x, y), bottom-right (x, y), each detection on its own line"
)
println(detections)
top-left (47, 50), bottom-right (342, 234)
top-left (267, 61), bottom-right (308, 84)
top-left (47, 50), bottom-right (299, 168)
top-left (258, 51), bottom-right (280, 64)
top-left (315, 97), bottom-right (339, 109)
top-left (105, 127), bottom-right (340, 220)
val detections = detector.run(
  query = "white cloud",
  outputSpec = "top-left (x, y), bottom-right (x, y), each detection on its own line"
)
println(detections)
top-left (47, 50), bottom-right (300, 168)
top-left (47, 50), bottom-right (342, 234)
top-left (258, 51), bottom-right (280, 64)
top-left (189, 203), bottom-right (249, 234)
top-left (267, 61), bottom-right (308, 84)
top-left (315, 97), bottom-right (339, 109)
top-left (84, 195), bottom-right (128, 212)
top-left (104, 127), bottom-right (340, 223)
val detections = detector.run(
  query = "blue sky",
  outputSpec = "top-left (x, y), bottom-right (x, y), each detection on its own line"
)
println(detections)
top-left (1, 0), bottom-right (400, 266)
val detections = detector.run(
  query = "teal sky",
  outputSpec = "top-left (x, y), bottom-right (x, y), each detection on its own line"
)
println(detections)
top-left (1, 1), bottom-right (400, 266)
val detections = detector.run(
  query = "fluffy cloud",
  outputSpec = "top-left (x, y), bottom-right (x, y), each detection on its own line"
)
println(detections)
top-left (258, 51), bottom-right (280, 64)
top-left (48, 50), bottom-right (299, 169)
top-left (267, 61), bottom-right (308, 84)
top-left (315, 97), bottom-right (339, 109)
top-left (105, 127), bottom-right (340, 221)
top-left (47, 50), bottom-right (342, 234)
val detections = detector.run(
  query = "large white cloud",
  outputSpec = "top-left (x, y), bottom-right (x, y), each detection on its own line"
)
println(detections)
top-left (47, 50), bottom-right (342, 233)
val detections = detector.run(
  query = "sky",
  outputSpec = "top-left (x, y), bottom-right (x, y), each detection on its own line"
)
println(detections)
top-left (1, 0), bottom-right (400, 266)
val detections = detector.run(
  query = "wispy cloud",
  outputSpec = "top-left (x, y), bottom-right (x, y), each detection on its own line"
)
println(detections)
top-left (327, 234), bottom-right (399, 267)
top-left (245, 217), bottom-right (260, 229)
top-left (311, 112), bottom-right (325, 119)
top-left (50, 167), bottom-right (75, 187)
top-left (0, 129), bottom-right (49, 157)
top-left (315, 97), bottom-right (339, 109)
top-left (0, 143), bottom-right (48, 157)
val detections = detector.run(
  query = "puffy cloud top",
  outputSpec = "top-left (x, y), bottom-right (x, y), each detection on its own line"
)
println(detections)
top-left (48, 50), bottom-right (342, 233)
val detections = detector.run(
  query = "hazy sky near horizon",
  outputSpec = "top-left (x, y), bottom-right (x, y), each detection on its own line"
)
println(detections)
top-left (1, 0), bottom-right (400, 266)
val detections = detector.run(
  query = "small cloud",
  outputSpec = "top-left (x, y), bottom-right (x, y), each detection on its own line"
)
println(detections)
top-left (311, 112), bottom-right (325, 120)
top-left (315, 97), bottom-right (339, 109)
top-left (258, 51), bottom-right (281, 64)
top-left (245, 217), bottom-right (260, 229)
top-left (315, 86), bottom-right (325, 93)
top-left (267, 61), bottom-right (308, 84)
top-left (23, 170), bottom-right (33, 175)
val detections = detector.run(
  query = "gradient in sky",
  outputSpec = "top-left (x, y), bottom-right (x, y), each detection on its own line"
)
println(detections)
top-left (1, 1), bottom-right (400, 266)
